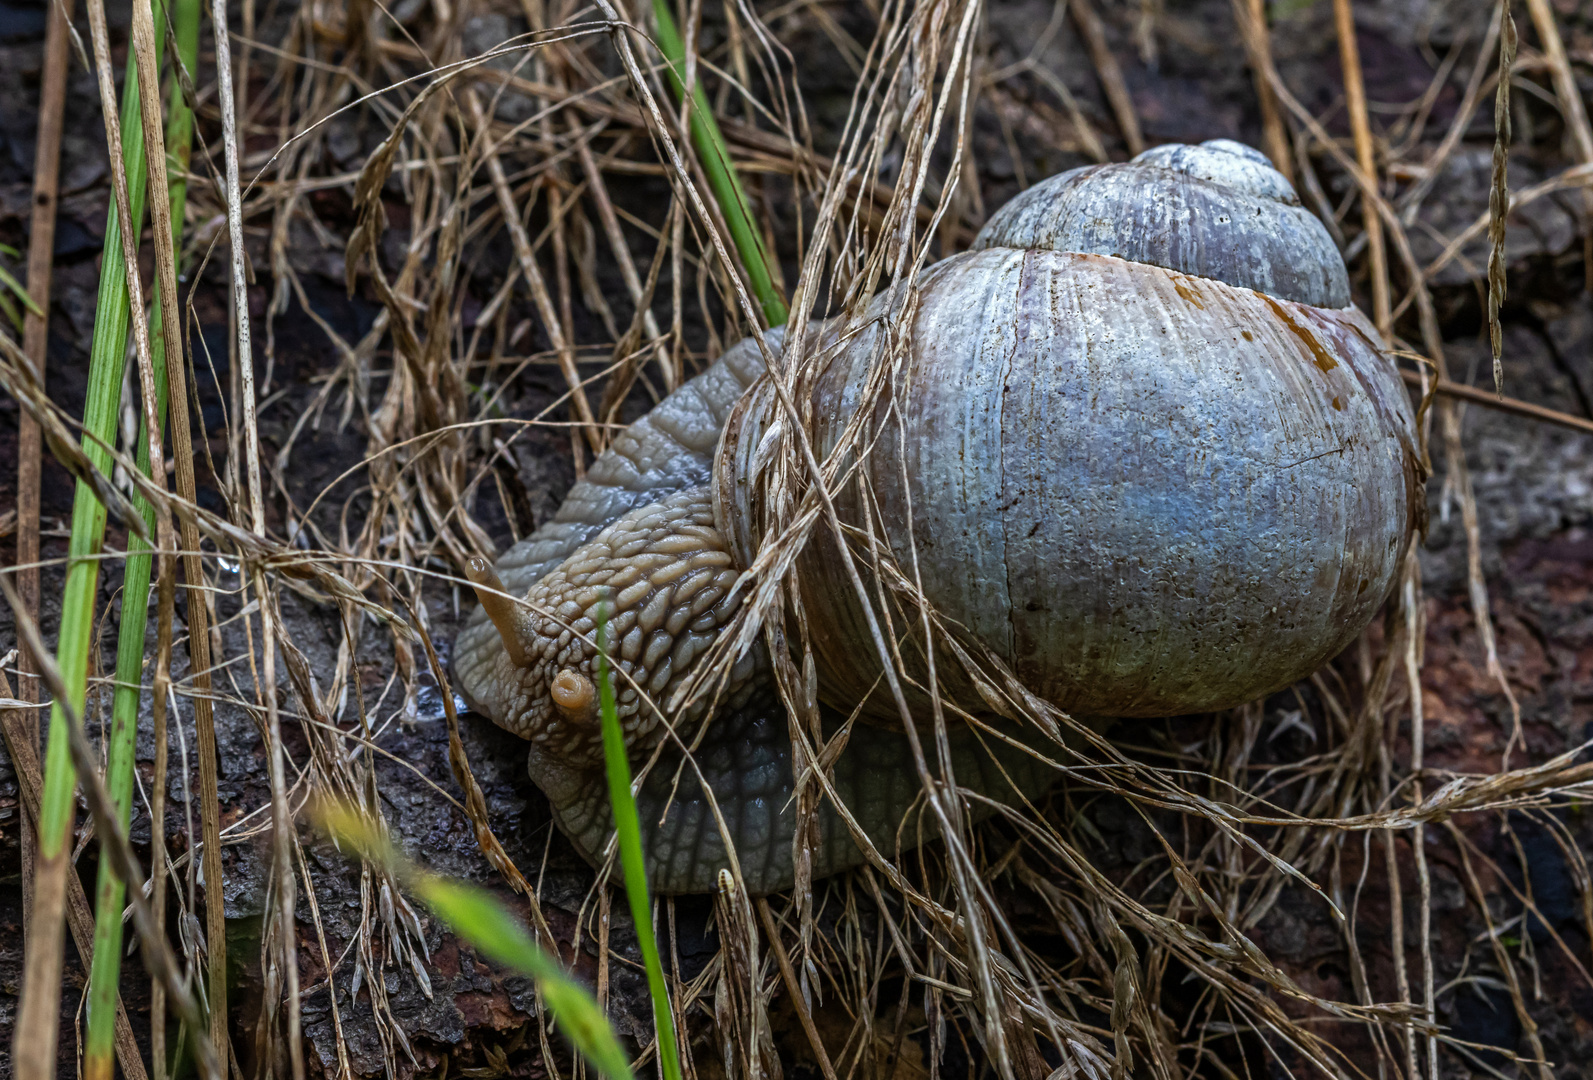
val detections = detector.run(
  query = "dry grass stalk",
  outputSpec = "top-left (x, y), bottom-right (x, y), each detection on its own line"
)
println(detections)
top-left (161, 55), bottom-right (233, 1080)
top-left (118, 1), bottom-right (198, 1077)
top-left (754, 896), bottom-right (837, 1080)
top-left (16, 1), bottom-right (1587, 1076)
top-left (2, 576), bottom-right (223, 1080)
top-left (1067, 0), bottom-right (1143, 157)
top-left (0, 673), bottom-right (64, 1080)
top-left (0, 668), bottom-right (146, 1080)
top-left (1395, 3), bottom-right (1502, 224)
top-left (982, 0), bottom-right (1107, 167)
top-left (465, 86), bottom-right (605, 454)
top-left (1520, 0), bottom-right (1593, 292)
top-left (7, 7), bottom-right (71, 1039)
top-left (1399, 368), bottom-right (1593, 436)
top-left (1519, 0), bottom-right (1593, 162)
top-left (1444, 820), bottom-right (1554, 1079)
top-left (702, 4), bottom-right (1156, 1074)
top-left (1333, 0), bottom-right (1391, 337)
top-left (1014, 59), bottom-right (1108, 165)
top-left (1252, 13), bottom-right (1593, 1035)
top-left (210, 0), bottom-right (306, 1050)
top-left (1414, 160), bottom-right (1593, 290)
top-left (11, 0), bottom-right (73, 897)
top-left (1487, 0), bottom-right (1516, 395)
top-left (573, 126), bottom-right (678, 393)
top-left (13, 0), bottom-right (178, 1073)
top-left (1229, 0), bottom-right (1290, 181)
top-left (1401, 558), bottom-right (1437, 1080)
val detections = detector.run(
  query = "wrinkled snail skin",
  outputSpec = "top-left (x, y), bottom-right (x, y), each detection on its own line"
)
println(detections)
top-left (461, 327), bottom-right (780, 607)
top-left (455, 138), bottom-right (1422, 895)
top-left (533, 681), bottom-right (1050, 895)
top-left (452, 328), bottom-right (775, 744)
top-left (452, 350), bottom-right (1052, 894)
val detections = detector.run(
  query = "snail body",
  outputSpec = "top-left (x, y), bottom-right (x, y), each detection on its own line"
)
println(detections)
top-left (454, 333), bottom-right (1051, 892)
top-left (455, 140), bottom-right (1421, 894)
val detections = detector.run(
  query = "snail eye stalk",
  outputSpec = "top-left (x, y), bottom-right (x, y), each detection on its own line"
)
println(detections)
top-left (463, 555), bottom-right (530, 667)
top-left (551, 669), bottom-right (598, 723)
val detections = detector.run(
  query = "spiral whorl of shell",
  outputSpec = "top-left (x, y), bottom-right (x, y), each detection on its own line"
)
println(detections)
top-left (972, 139), bottom-right (1351, 307)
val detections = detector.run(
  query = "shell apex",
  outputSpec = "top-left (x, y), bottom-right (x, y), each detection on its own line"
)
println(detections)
top-left (970, 138), bottom-right (1352, 309)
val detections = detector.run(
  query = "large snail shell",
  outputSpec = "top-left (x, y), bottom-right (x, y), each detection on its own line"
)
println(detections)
top-left (718, 140), bottom-right (1421, 720)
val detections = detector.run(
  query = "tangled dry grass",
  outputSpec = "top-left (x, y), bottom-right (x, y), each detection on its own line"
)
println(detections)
top-left (8, 0), bottom-right (1593, 1077)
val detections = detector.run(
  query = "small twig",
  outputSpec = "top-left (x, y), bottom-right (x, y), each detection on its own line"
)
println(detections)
top-left (1521, 0), bottom-right (1593, 292)
top-left (1397, 4), bottom-right (1502, 222)
top-left (1018, 60), bottom-right (1108, 164)
top-left (27, 0), bottom-right (174, 1071)
top-left (754, 898), bottom-right (839, 1080)
top-left (1333, 0), bottom-right (1391, 336)
top-left (1069, 0), bottom-right (1144, 156)
top-left (464, 87), bottom-right (604, 455)
top-left (211, 0), bottom-right (286, 1066)
top-left (572, 120), bottom-right (675, 390)
top-left (1487, 0), bottom-right (1516, 394)
top-left (476, 67), bottom-right (963, 242)
top-left (1400, 368), bottom-right (1593, 437)
top-left (146, 3), bottom-right (201, 1073)
top-left (13, 0), bottom-right (74, 650)
top-left (1230, 0), bottom-right (1290, 180)
top-left (1412, 161), bottom-right (1593, 292)
top-left (1519, 0), bottom-right (1593, 165)
top-left (1403, 563), bottom-right (1438, 1080)
top-left (82, 0), bottom-right (198, 1072)
top-left (1444, 821), bottom-right (1554, 1080)
top-left (394, 589), bottom-right (552, 944)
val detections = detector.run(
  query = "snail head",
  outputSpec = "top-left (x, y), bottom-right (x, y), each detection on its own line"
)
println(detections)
top-left (455, 489), bottom-right (758, 771)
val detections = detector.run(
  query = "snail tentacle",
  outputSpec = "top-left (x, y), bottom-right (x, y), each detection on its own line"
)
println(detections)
top-left (461, 556), bottom-right (530, 668)
top-left (454, 328), bottom-right (776, 728)
top-left (458, 488), bottom-right (759, 766)
top-left (550, 670), bottom-right (598, 724)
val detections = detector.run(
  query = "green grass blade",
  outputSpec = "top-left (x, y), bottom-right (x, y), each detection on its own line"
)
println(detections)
top-left (0, 260), bottom-right (44, 317)
top-left (36, 0), bottom-right (166, 872)
top-left (83, 0), bottom-right (201, 1069)
top-left (316, 805), bottom-right (636, 1080)
top-left (595, 616), bottom-right (685, 1080)
top-left (651, 0), bottom-right (788, 328)
top-left (415, 879), bottom-right (637, 1080)
top-left (0, 289), bottom-right (22, 332)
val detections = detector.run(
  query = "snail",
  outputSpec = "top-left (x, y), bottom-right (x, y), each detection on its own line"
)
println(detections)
top-left (453, 139), bottom-right (1422, 895)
